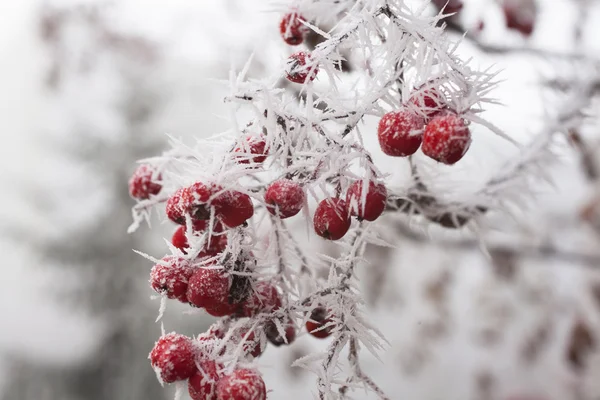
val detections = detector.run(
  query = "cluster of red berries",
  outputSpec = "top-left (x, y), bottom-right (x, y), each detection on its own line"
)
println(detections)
top-left (377, 88), bottom-right (471, 165)
top-left (313, 179), bottom-right (387, 241)
top-left (278, 12), bottom-right (319, 84)
top-left (149, 332), bottom-right (266, 399)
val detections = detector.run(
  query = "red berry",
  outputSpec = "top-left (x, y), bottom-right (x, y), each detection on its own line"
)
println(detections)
top-left (190, 219), bottom-right (223, 233)
top-left (279, 13), bottom-right (309, 45)
top-left (197, 327), bottom-right (226, 357)
top-left (188, 360), bottom-right (222, 400)
top-left (265, 319), bottom-right (296, 346)
top-left (409, 88), bottom-right (445, 119)
top-left (149, 333), bottom-right (197, 383)
top-left (377, 110), bottom-right (424, 157)
top-left (173, 226), bottom-right (228, 256)
top-left (242, 282), bottom-right (282, 317)
top-left (150, 256), bottom-right (194, 303)
top-left (285, 52), bottom-right (318, 84)
top-left (264, 179), bottom-right (305, 219)
top-left (306, 307), bottom-right (333, 339)
top-left (182, 182), bottom-right (222, 220)
top-left (234, 136), bottom-right (268, 164)
top-left (346, 180), bottom-right (387, 222)
top-left (205, 301), bottom-right (238, 317)
top-left (214, 191), bottom-right (254, 228)
top-left (187, 267), bottom-right (231, 311)
top-left (216, 369), bottom-right (267, 400)
top-left (166, 187), bottom-right (189, 225)
top-left (503, 0), bottom-right (535, 36)
top-left (129, 164), bottom-right (162, 200)
top-left (422, 113), bottom-right (471, 165)
top-left (199, 325), bottom-right (226, 341)
top-left (239, 329), bottom-right (263, 358)
top-left (200, 234), bottom-right (228, 257)
top-left (313, 198), bottom-right (351, 240)
top-left (172, 226), bottom-right (189, 252)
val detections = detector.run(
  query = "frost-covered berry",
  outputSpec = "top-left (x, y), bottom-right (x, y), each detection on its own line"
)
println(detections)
top-left (149, 333), bottom-right (197, 384)
top-left (242, 282), bottom-right (282, 317)
top-left (173, 225), bottom-right (228, 256)
top-left (422, 113), bottom-right (471, 165)
top-left (188, 360), bottom-right (222, 400)
top-left (216, 369), bottom-right (267, 400)
top-left (182, 182), bottom-right (222, 221)
top-left (264, 179), bottom-right (305, 219)
top-left (377, 110), bottom-right (424, 157)
top-left (150, 256), bottom-right (194, 303)
top-left (313, 198), bottom-right (351, 240)
top-left (166, 187), bottom-right (189, 225)
top-left (346, 180), bottom-right (387, 222)
top-left (197, 326), bottom-right (226, 357)
top-left (306, 307), bottom-right (333, 339)
top-left (409, 88), bottom-right (445, 119)
top-left (214, 191), bottom-right (254, 228)
top-left (239, 329), bottom-right (263, 358)
top-left (129, 164), bottom-right (162, 200)
top-left (279, 12), bottom-right (309, 45)
top-left (234, 136), bottom-right (268, 165)
top-left (187, 267), bottom-right (233, 313)
top-left (286, 52), bottom-right (318, 84)
top-left (265, 319), bottom-right (296, 346)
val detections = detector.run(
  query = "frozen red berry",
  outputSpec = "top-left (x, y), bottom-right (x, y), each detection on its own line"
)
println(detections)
top-left (205, 302), bottom-right (238, 317)
top-left (173, 226), bottom-right (228, 256)
top-left (198, 325), bottom-right (226, 341)
top-left (239, 329), bottom-right (263, 358)
top-left (197, 326), bottom-right (227, 357)
top-left (166, 187), bottom-right (189, 225)
top-left (200, 234), bottom-right (229, 257)
top-left (242, 282), bottom-right (282, 317)
top-left (265, 319), bottom-right (296, 346)
top-left (306, 307), bottom-right (333, 339)
top-left (214, 191), bottom-right (254, 228)
top-left (422, 113), bottom-right (471, 165)
top-left (279, 12), bottom-right (309, 45)
top-left (187, 267), bottom-right (232, 312)
top-left (216, 369), bottom-right (267, 400)
top-left (182, 182), bottom-right (222, 221)
top-left (409, 88), bottom-right (445, 119)
top-left (172, 226), bottom-right (189, 252)
top-left (188, 360), bottom-right (222, 400)
top-left (313, 198), bottom-right (351, 240)
top-left (377, 110), bottom-right (424, 157)
top-left (234, 136), bottom-right (268, 165)
top-left (286, 52), bottom-right (318, 84)
top-left (346, 180), bottom-right (387, 222)
top-left (264, 179), bottom-right (305, 219)
top-left (150, 256), bottom-right (194, 303)
top-left (129, 164), bottom-right (162, 200)
top-left (149, 333), bottom-right (197, 383)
